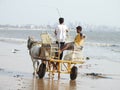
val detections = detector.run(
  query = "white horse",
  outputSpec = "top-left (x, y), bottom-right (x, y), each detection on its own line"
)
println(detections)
top-left (27, 36), bottom-right (42, 76)
top-left (27, 36), bottom-right (58, 77)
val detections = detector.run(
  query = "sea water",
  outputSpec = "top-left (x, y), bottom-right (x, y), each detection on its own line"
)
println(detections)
top-left (0, 29), bottom-right (120, 62)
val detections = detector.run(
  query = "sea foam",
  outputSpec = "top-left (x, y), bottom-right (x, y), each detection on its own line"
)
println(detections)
top-left (0, 37), bottom-right (26, 44)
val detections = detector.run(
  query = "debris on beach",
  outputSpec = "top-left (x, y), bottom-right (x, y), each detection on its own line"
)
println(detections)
top-left (0, 68), bottom-right (4, 71)
top-left (79, 64), bottom-right (92, 69)
top-left (86, 73), bottom-right (102, 76)
top-left (11, 49), bottom-right (20, 53)
top-left (86, 57), bottom-right (90, 60)
top-left (85, 72), bottom-right (112, 79)
top-left (13, 74), bottom-right (24, 78)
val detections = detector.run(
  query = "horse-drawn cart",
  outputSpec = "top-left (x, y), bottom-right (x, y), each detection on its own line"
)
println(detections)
top-left (37, 57), bottom-right (85, 80)
top-left (27, 33), bottom-right (86, 80)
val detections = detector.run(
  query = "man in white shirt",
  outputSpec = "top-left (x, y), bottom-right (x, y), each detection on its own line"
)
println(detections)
top-left (55, 17), bottom-right (68, 60)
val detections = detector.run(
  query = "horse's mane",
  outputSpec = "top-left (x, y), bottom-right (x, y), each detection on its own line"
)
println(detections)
top-left (27, 36), bottom-right (38, 50)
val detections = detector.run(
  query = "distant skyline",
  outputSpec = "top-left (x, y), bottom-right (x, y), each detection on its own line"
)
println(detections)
top-left (0, 0), bottom-right (120, 27)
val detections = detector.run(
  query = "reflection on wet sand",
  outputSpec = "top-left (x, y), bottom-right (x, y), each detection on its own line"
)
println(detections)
top-left (32, 77), bottom-right (77, 90)
top-left (69, 80), bottom-right (77, 90)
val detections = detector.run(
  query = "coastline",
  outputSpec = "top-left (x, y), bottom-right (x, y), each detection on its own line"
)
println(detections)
top-left (0, 41), bottom-right (120, 90)
top-left (0, 28), bottom-right (55, 31)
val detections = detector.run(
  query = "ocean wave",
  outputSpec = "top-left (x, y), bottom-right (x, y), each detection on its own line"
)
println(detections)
top-left (0, 37), bottom-right (119, 48)
top-left (85, 42), bottom-right (120, 47)
top-left (0, 37), bottom-right (26, 44)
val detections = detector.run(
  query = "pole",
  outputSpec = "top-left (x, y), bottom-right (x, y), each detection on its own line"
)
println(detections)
top-left (56, 8), bottom-right (61, 17)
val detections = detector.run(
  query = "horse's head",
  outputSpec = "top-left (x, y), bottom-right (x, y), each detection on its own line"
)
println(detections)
top-left (27, 36), bottom-right (35, 50)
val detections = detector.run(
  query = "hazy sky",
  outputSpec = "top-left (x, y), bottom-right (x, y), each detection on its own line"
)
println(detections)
top-left (0, 0), bottom-right (120, 27)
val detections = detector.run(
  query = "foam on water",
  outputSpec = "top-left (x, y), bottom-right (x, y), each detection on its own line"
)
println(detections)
top-left (85, 42), bottom-right (120, 47)
top-left (0, 37), bottom-right (26, 44)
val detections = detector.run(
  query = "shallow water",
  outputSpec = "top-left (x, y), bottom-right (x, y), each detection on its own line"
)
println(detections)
top-left (0, 29), bottom-right (120, 60)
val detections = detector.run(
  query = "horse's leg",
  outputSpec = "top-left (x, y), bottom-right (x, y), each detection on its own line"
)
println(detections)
top-left (36, 60), bottom-right (40, 73)
top-left (47, 61), bottom-right (51, 78)
top-left (32, 60), bottom-right (36, 76)
top-left (31, 57), bottom-right (38, 77)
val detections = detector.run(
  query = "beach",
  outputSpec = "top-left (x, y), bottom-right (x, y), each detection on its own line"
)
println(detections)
top-left (0, 40), bottom-right (120, 90)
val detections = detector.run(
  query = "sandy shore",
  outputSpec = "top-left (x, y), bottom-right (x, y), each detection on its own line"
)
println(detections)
top-left (0, 41), bottom-right (120, 90)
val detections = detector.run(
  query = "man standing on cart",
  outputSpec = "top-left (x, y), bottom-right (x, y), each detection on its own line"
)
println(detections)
top-left (55, 17), bottom-right (69, 60)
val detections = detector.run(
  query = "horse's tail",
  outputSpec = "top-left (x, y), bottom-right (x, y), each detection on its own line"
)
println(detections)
top-left (39, 47), bottom-right (41, 57)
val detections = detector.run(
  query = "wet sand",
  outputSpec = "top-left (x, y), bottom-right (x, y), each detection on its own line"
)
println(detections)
top-left (0, 41), bottom-right (120, 90)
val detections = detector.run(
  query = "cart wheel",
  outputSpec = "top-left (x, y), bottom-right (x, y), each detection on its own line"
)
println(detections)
top-left (37, 63), bottom-right (46, 79)
top-left (70, 66), bottom-right (78, 80)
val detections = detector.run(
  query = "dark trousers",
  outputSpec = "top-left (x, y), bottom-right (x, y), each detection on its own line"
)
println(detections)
top-left (56, 41), bottom-right (65, 60)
